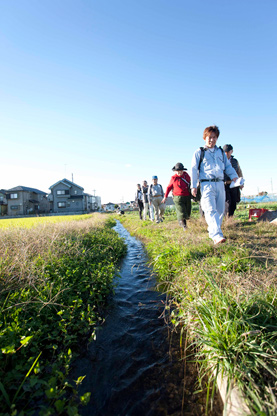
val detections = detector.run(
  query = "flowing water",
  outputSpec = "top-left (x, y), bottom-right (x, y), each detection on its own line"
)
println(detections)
top-left (71, 221), bottom-right (222, 416)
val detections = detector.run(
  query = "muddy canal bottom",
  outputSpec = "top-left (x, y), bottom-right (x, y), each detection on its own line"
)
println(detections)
top-left (71, 222), bottom-right (223, 416)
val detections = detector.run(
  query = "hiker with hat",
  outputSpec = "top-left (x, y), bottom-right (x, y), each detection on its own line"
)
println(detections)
top-left (149, 176), bottom-right (165, 223)
top-left (161, 163), bottom-right (191, 230)
top-left (223, 144), bottom-right (244, 217)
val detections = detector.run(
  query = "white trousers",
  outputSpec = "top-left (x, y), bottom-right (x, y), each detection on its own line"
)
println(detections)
top-left (143, 202), bottom-right (149, 220)
top-left (149, 204), bottom-right (154, 220)
top-left (200, 181), bottom-right (225, 240)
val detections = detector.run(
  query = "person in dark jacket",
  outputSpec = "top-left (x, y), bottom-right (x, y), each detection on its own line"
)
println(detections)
top-left (135, 184), bottom-right (144, 220)
top-left (223, 144), bottom-right (244, 216)
top-left (162, 162), bottom-right (191, 230)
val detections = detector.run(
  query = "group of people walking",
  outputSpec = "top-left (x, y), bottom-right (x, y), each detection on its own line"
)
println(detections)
top-left (136, 177), bottom-right (165, 223)
top-left (136, 125), bottom-right (244, 245)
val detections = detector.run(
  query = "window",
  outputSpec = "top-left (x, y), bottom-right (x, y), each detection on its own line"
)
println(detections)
top-left (11, 205), bottom-right (19, 210)
top-left (10, 193), bottom-right (18, 199)
top-left (57, 190), bottom-right (69, 195)
top-left (57, 202), bottom-right (66, 208)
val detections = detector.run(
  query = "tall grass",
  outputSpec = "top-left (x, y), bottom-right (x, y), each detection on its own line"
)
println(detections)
top-left (0, 214), bottom-right (127, 416)
top-left (119, 207), bottom-right (277, 415)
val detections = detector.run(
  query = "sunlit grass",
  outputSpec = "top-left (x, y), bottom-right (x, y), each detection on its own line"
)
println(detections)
top-left (0, 213), bottom-right (127, 415)
top-left (118, 205), bottom-right (277, 415)
top-left (0, 213), bottom-right (94, 229)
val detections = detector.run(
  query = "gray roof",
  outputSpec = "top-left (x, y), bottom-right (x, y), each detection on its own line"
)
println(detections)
top-left (7, 186), bottom-right (47, 195)
top-left (49, 178), bottom-right (84, 191)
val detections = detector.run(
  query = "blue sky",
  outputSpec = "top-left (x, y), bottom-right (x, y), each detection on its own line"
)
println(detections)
top-left (1, 0), bottom-right (276, 203)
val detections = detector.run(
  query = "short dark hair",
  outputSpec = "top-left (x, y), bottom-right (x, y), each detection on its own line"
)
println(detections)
top-left (203, 125), bottom-right (220, 140)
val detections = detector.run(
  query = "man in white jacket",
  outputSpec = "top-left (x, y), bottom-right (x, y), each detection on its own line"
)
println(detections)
top-left (191, 125), bottom-right (238, 245)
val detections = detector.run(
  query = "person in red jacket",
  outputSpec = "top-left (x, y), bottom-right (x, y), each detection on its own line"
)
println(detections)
top-left (161, 162), bottom-right (191, 230)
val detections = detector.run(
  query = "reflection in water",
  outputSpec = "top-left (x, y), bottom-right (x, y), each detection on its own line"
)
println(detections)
top-left (70, 221), bottom-right (222, 416)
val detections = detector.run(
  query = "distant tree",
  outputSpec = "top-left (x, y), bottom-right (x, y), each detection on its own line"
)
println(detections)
top-left (258, 191), bottom-right (268, 196)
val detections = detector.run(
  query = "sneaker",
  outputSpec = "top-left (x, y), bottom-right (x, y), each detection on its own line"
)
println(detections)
top-left (159, 218), bottom-right (163, 222)
top-left (178, 219), bottom-right (187, 230)
top-left (156, 219), bottom-right (160, 223)
top-left (213, 237), bottom-right (226, 245)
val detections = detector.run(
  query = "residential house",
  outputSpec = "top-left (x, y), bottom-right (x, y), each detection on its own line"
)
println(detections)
top-left (0, 190), bottom-right (8, 216)
top-left (94, 196), bottom-right (101, 210)
top-left (83, 194), bottom-right (102, 212)
top-left (5, 186), bottom-right (49, 216)
top-left (103, 203), bottom-right (115, 212)
top-left (49, 179), bottom-right (86, 213)
top-left (118, 202), bottom-right (129, 210)
top-left (84, 193), bottom-right (93, 212)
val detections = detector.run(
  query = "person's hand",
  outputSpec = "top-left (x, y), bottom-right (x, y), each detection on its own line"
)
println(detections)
top-left (191, 188), bottom-right (197, 197)
top-left (161, 198), bottom-right (166, 204)
top-left (232, 177), bottom-right (238, 182)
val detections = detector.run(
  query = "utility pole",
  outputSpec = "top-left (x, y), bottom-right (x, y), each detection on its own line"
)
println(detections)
top-left (271, 178), bottom-right (273, 193)
top-left (72, 173), bottom-right (74, 183)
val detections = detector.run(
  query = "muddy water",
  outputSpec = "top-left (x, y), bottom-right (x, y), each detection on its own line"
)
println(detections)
top-left (71, 221), bottom-right (222, 416)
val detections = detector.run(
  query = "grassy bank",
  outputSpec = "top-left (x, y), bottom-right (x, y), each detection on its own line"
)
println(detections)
top-left (0, 214), bottom-right (127, 416)
top-left (118, 203), bottom-right (277, 415)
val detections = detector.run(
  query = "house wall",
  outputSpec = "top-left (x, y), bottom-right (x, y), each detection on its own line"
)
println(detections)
top-left (104, 204), bottom-right (115, 211)
top-left (7, 192), bottom-right (24, 216)
top-left (0, 193), bottom-right (8, 216)
top-left (6, 191), bottom-right (49, 216)
top-left (37, 195), bottom-right (50, 213)
top-left (51, 183), bottom-right (85, 213)
top-left (95, 196), bottom-right (101, 210)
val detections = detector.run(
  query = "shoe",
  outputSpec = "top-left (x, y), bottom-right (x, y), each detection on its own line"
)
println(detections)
top-left (156, 220), bottom-right (160, 223)
top-left (159, 218), bottom-right (163, 222)
top-left (178, 220), bottom-right (187, 227)
top-left (178, 219), bottom-right (187, 230)
top-left (213, 237), bottom-right (226, 245)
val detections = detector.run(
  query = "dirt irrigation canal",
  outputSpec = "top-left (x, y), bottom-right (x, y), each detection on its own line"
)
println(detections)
top-left (71, 221), bottom-right (223, 416)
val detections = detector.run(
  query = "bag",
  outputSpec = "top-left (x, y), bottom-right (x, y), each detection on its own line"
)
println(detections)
top-left (179, 176), bottom-right (195, 200)
top-left (191, 184), bottom-right (201, 202)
